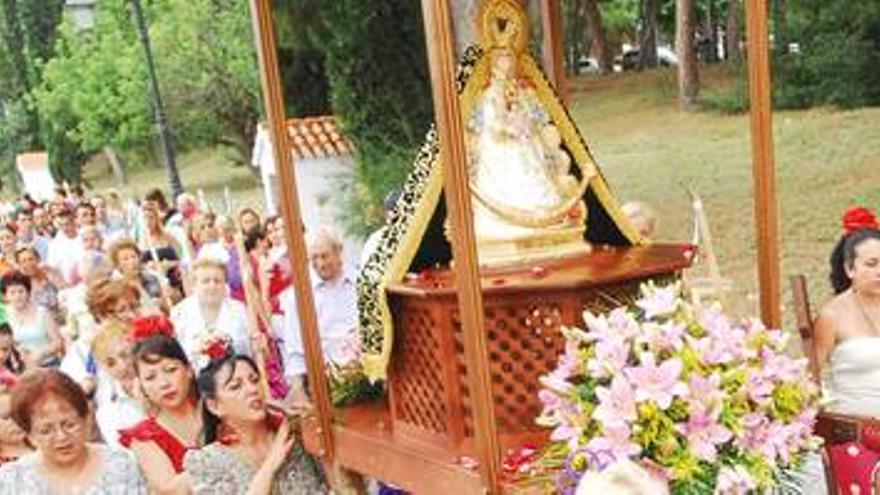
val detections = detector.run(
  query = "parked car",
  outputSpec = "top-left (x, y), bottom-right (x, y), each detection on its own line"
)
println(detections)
top-left (576, 55), bottom-right (600, 75)
top-left (618, 46), bottom-right (679, 71)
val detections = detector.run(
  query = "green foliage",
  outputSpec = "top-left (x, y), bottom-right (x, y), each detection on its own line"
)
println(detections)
top-left (0, 0), bottom-right (65, 188)
top-left (602, 0), bottom-right (641, 47)
top-left (776, 0), bottom-right (880, 108)
top-left (272, 0), bottom-right (331, 117)
top-left (33, 0), bottom-right (262, 183)
top-left (320, 0), bottom-right (432, 234)
top-left (705, 0), bottom-right (880, 112)
top-left (36, 10), bottom-right (152, 164)
top-left (150, 0), bottom-right (263, 163)
top-left (777, 0), bottom-right (880, 107)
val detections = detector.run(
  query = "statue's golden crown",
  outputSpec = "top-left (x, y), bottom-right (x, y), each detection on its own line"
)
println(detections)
top-left (478, 0), bottom-right (529, 54)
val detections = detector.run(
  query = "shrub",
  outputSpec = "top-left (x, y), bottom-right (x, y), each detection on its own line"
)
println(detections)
top-left (320, 0), bottom-right (433, 235)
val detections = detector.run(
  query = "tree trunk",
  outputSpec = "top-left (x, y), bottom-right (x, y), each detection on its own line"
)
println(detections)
top-left (725, 0), bottom-right (741, 61)
top-left (564, 0), bottom-right (579, 74)
top-left (583, 0), bottom-right (612, 74)
top-left (676, 0), bottom-right (699, 108)
top-left (639, 0), bottom-right (659, 69)
top-left (102, 146), bottom-right (128, 187)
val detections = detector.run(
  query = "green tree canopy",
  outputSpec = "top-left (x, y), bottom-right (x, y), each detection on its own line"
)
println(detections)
top-left (33, 0), bottom-right (262, 183)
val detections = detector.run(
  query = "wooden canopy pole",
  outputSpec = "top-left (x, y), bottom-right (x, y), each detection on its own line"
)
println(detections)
top-left (421, 1), bottom-right (502, 493)
top-left (540, 0), bottom-right (569, 103)
top-left (744, 0), bottom-right (781, 328)
top-left (248, 0), bottom-right (336, 461)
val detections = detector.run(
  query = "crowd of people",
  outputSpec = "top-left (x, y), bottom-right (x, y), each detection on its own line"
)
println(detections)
top-left (0, 180), bottom-right (878, 494)
top-left (0, 184), bottom-right (362, 494)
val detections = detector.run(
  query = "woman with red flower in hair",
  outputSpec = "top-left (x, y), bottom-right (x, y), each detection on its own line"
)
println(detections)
top-left (184, 337), bottom-right (325, 494)
top-left (813, 206), bottom-right (880, 494)
top-left (119, 315), bottom-right (203, 495)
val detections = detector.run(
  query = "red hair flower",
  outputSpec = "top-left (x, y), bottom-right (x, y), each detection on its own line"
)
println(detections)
top-left (843, 206), bottom-right (879, 236)
top-left (203, 336), bottom-right (232, 362)
top-left (130, 315), bottom-right (175, 343)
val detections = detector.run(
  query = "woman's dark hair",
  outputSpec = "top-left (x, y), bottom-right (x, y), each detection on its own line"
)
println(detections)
top-left (14, 245), bottom-right (41, 263)
top-left (830, 228), bottom-right (880, 294)
top-left (144, 188), bottom-right (169, 210)
top-left (264, 215), bottom-right (280, 230)
top-left (196, 354), bottom-right (260, 443)
top-left (132, 334), bottom-right (191, 371)
top-left (0, 322), bottom-right (23, 374)
top-left (243, 228), bottom-right (266, 253)
top-left (10, 369), bottom-right (89, 433)
top-left (0, 270), bottom-right (31, 295)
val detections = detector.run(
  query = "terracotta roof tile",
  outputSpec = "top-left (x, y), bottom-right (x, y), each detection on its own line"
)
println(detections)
top-left (286, 116), bottom-right (353, 160)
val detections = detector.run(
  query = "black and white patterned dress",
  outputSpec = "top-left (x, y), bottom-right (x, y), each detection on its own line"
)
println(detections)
top-left (184, 441), bottom-right (326, 495)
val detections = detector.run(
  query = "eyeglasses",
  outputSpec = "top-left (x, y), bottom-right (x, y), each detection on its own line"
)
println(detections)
top-left (31, 417), bottom-right (84, 440)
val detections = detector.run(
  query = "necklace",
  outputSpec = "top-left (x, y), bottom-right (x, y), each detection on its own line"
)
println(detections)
top-left (158, 409), bottom-right (201, 447)
top-left (853, 291), bottom-right (880, 336)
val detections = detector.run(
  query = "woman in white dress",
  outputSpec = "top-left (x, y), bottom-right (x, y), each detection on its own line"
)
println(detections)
top-left (815, 227), bottom-right (880, 416)
top-left (171, 258), bottom-right (252, 365)
top-left (812, 217), bottom-right (880, 495)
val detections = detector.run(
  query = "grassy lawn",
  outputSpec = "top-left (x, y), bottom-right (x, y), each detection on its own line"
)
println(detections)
top-left (570, 67), bottom-right (880, 319)
top-left (83, 147), bottom-right (263, 214)
top-left (86, 66), bottom-right (880, 324)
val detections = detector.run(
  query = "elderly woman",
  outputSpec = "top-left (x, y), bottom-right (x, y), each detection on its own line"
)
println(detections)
top-left (0, 369), bottom-right (146, 493)
top-left (107, 239), bottom-right (162, 303)
top-left (1, 271), bottom-right (63, 369)
top-left (185, 349), bottom-right (325, 494)
top-left (171, 258), bottom-right (252, 364)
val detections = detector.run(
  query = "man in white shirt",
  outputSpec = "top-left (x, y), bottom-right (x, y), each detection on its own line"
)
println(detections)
top-left (47, 209), bottom-right (84, 286)
top-left (281, 227), bottom-right (358, 400)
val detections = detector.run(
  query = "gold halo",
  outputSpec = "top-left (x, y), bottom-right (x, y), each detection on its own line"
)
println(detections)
top-left (478, 0), bottom-right (529, 55)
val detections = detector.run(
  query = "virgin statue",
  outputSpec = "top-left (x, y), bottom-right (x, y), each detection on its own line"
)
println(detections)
top-left (463, 0), bottom-right (592, 265)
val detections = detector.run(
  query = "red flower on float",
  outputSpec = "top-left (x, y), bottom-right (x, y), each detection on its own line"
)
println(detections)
top-left (129, 315), bottom-right (175, 343)
top-left (843, 206), bottom-right (879, 236)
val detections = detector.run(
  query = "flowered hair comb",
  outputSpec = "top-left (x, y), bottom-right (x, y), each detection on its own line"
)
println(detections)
top-left (129, 315), bottom-right (176, 343)
top-left (196, 334), bottom-right (234, 370)
top-left (842, 206), bottom-right (879, 236)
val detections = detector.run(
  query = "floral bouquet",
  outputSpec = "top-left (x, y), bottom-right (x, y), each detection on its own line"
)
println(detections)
top-left (537, 281), bottom-right (820, 494)
top-left (327, 333), bottom-right (384, 407)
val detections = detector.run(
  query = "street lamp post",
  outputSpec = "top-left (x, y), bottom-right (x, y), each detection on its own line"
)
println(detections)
top-left (130, 0), bottom-right (183, 197)
top-left (65, 0), bottom-right (184, 197)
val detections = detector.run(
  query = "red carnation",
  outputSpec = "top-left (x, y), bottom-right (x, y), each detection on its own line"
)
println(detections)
top-left (130, 315), bottom-right (175, 343)
top-left (843, 206), bottom-right (879, 236)
top-left (203, 336), bottom-right (232, 362)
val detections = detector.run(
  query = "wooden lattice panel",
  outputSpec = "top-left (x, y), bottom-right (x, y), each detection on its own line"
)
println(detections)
top-left (385, 245), bottom-right (692, 454)
top-left (455, 298), bottom-right (571, 435)
top-left (389, 304), bottom-right (448, 436)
